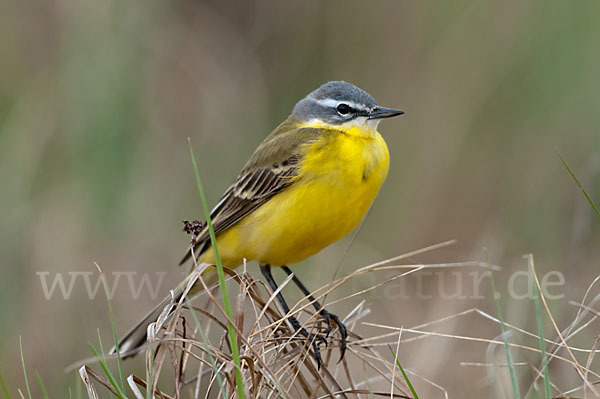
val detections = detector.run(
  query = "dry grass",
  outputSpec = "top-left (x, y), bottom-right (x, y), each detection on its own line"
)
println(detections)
top-left (74, 243), bottom-right (600, 398)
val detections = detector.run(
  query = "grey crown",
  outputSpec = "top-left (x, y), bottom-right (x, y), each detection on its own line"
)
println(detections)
top-left (292, 81), bottom-right (378, 124)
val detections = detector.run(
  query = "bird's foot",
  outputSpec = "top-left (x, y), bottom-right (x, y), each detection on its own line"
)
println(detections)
top-left (319, 308), bottom-right (348, 363)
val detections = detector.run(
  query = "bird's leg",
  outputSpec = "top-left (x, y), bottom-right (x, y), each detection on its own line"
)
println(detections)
top-left (281, 266), bottom-right (348, 362)
top-left (260, 264), bottom-right (326, 367)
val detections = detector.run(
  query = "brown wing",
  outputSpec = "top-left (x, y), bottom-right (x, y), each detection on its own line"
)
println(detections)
top-left (210, 157), bottom-right (299, 236)
top-left (178, 120), bottom-right (325, 265)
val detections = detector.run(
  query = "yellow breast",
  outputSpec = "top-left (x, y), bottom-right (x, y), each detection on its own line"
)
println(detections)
top-left (201, 121), bottom-right (390, 268)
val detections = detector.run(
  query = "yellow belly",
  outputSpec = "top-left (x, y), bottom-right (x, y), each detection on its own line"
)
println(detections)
top-left (200, 127), bottom-right (390, 268)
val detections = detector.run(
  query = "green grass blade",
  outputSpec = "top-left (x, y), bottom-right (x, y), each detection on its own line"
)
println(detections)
top-left (490, 273), bottom-right (521, 398)
top-left (96, 328), bottom-right (106, 360)
top-left (0, 372), bottom-right (11, 399)
top-left (188, 139), bottom-right (245, 399)
top-left (19, 336), bottom-right (31, 399)
top-left (95, 263), bottom-right (126, 392)
top-left (556, 149), bottom-right (600, 218)
top-left (88, 343), bottom-right (127, 399)
top-left (388, 345), bottom-right (419, 399)
top-left (95, 329), bottom-right (120, 399)
top-left (529, 256), bottom-right (551, 399)
top-left (33, 370), bottom-right (49, 399)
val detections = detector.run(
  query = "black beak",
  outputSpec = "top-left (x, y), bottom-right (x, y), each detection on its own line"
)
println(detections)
top-left (368, 106), bottom-right (405, 120)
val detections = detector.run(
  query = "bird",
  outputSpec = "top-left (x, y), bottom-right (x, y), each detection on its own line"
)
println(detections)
top-left (113, 81), bottom-right (404, 365)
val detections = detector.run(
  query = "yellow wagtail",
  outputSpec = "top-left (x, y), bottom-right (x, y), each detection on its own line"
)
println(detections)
top-left (114, 81), bottom-right (404, 363)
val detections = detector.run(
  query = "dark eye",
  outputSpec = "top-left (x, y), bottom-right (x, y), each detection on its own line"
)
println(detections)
top-left (336, 103), bottom-right (352, 115)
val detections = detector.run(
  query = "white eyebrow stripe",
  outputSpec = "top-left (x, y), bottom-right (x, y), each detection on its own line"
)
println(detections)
top-left (314, 98), bottom-right (371, 111)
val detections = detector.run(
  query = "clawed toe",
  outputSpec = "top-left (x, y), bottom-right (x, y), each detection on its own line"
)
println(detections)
top-left (301, 330), bottom-right (326, 368)
top-left (320, 309), bottom-right (348, 363)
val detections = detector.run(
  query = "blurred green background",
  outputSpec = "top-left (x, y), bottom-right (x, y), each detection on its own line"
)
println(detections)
top-left (2, 0), bottom-right (599, 397)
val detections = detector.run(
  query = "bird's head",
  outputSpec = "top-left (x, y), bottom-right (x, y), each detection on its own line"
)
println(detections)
top-left (292, 81), bottom-right (404, 131)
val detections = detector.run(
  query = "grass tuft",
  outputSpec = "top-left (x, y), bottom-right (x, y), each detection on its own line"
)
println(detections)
top-left (68, 241), bottom-right (600, 398)
top-left (75, 242), bottom-right (497, 398)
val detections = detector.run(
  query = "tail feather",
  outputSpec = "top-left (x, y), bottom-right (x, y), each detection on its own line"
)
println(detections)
top-left (111, 294), bottom-right (176, 357)
top-left (111, 266), bottom-right (218, 357)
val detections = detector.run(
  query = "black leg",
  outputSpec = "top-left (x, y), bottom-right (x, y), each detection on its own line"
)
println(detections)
top-left (282, 266), bottom-right (348, 362)
top-left (260, 264), bottom-right (326, 367)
